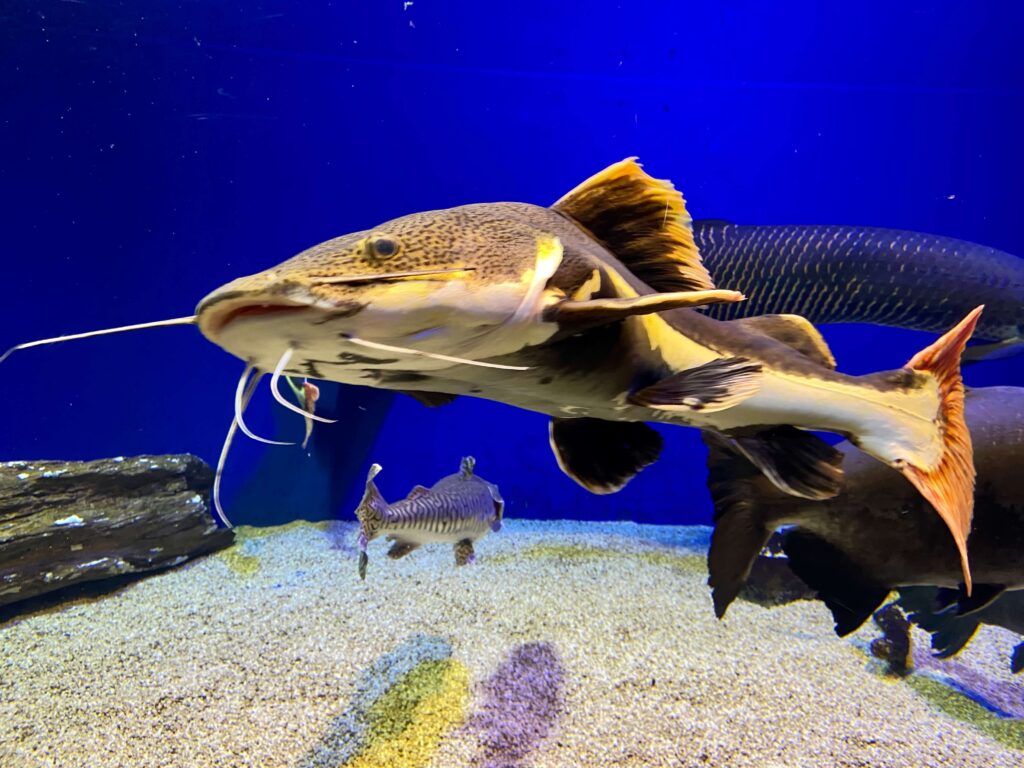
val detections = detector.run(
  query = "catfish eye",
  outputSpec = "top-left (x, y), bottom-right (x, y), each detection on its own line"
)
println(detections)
top-left (366, 235), bottom-right (400, 261)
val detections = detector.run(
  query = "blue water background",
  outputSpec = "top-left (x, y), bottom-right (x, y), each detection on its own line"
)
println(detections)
top-left (2, 2), bottom-right (1022, 526)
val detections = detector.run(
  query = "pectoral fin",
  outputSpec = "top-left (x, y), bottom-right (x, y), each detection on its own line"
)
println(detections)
top-left (544, 289), bottom-right (745, 327)
top-left (549, 417), bottom-right (664, 493)
top-left (628, 357), bottom-right (763, 413)
top-left (727, 426), bottom-right (844, 500)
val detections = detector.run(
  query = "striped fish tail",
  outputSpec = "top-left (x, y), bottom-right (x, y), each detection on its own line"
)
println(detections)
top-left (355, 463), bottom-right (388, 580)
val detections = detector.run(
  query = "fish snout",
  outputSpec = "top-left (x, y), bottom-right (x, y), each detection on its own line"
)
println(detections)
top-left (195, 274), bottom-right (364, 340)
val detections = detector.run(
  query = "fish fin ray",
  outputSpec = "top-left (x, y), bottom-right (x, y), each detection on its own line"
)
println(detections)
top-left (544, 290), bottom-right (744, 327)
top-left (899, 305), bottom-right (982, 594)
top-left (782, 530), bottom-right (892, 636)
top-left (703, 432), bottom-right (777, 618)
top-left (549, 417), bottom-right (663, 494)
top-left (727, 427), bottom-right (845, 500)
top-left (727, 314), bottom-right (837, 369)
top-left (551, 157), bottom-right (715, 293)
top-left (628, 357), bottom-right (764, 413)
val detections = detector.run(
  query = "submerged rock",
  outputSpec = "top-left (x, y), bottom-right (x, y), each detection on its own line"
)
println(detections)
top-left (0, 454), bottom-right (233, 608)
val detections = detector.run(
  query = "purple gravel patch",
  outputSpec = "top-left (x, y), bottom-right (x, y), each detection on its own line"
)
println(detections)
top-left (467, 642), bottom-right (564, 768)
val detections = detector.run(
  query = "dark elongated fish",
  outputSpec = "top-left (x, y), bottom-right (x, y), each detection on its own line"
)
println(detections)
top-left (695, 221), bottom-right (1024, 360)
top-left (705, 386), bottom-right (1024, 637)
top-left (193, 159), bottom-right (982, 587)
top-left (354, 456), bottom-right (503, 579)
top-left (897, 586), bottom-right (1024, 673)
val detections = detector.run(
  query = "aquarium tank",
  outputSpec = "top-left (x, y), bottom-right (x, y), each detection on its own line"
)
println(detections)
top-left (1, 2), bottom-right (1022, 766)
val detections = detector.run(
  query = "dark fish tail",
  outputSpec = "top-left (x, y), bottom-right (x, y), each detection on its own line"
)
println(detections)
top-left (355, 464), bottom-right (388, 579)
top-left (695, 221), bottom-right (1024, 349)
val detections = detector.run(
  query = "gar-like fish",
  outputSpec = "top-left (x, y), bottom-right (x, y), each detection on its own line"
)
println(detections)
top-left (694, 221), bottom-right (1024, 360)
top-left (704, 386), bottom-right (1024, 636)
top-left (193, 159), bottom-right (983, 587)
top-left (353, 456), bottom-right (503, 579)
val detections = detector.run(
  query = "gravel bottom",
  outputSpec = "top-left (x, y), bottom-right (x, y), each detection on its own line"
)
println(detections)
top-left (0, 519), bottom-right (1020, 768)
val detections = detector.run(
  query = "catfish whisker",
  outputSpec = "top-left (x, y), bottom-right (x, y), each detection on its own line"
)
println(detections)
top-left (213, 368), bottom-right (263, 528)
top-left (0, 316), bottom-right (197, 366)
top-left (235, 363), bottom-right (294, 445)
top-left (344, 335), bottom-right (532, 371)
top-left (270, 347), bottom-right (338, 424)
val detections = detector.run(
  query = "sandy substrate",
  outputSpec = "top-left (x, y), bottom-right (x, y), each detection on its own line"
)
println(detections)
top-left (1, 520), bottom-right (1021, 768)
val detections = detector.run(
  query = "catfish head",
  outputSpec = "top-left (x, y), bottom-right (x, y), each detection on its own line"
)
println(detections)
top-left (195, 158), bottom-right (745, 383)
top-left (195, 202), bottom-right (569, 381)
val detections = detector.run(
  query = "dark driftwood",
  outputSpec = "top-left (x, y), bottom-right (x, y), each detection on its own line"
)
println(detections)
top-left (0, 454), bottom-right (233, 608)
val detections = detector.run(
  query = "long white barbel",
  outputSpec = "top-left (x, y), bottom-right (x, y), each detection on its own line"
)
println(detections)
top-left (0, 316), bottom-right (198, 365)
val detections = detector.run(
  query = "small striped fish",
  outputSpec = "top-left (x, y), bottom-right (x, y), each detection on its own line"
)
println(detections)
top-left (354, 456), bottom-right (503, 580)
top-left (695, 221), bottom-right (1024, 359)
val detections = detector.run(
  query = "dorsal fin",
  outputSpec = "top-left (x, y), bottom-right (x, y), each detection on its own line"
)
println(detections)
top-left (551, 157), bottom-right (715, 293)
top-left (727, 314), bottom-right (837, 369)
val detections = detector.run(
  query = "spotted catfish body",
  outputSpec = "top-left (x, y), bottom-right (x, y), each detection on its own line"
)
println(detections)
top-left (695, 221), bottom-right (1024, 359)
top-left (195, 158), bottom-right (982, 588)
top-left (354, 457), bottom-right (503, 579)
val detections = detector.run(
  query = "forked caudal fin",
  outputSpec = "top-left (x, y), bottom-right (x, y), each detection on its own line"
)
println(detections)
top-left (898, 305), bottom-right (983, 594)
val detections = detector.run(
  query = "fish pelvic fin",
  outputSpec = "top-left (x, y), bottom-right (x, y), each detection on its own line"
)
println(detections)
top-left (898, 305), bottom-right (983, 595)
top-left (550, 157), bottom-right (716, 293)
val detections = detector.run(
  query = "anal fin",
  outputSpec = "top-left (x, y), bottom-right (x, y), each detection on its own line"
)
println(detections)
top-left (549, 417), bottom-right (663, 494)
top-left (628, 357), bottom-right (763, 413)
top-left (727, 426), bottom-right (844, 500)
top-left (782, 529), bottom-right (891, 636)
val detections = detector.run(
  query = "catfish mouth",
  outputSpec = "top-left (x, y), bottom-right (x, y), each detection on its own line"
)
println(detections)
top-left (198, 298), bottom-right (318, 338)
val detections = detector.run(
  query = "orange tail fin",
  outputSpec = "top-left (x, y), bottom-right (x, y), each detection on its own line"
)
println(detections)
top-left (899, 305), bottom-right (983, 594)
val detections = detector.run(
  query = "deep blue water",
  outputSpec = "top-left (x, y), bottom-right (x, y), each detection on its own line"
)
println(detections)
top-left (2, 2), bottom-right (1022, 526)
